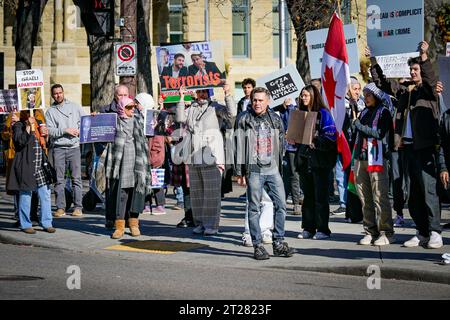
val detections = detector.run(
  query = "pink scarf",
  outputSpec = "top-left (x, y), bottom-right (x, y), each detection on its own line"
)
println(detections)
top-left (117, 97), bottom-right (134, 119)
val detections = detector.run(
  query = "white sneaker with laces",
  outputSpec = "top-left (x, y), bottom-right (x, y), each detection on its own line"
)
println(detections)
top-left (242, 233), bottom-right (252, 247)
top-left (427, 231), bottom-right (443, 249)
top-left (262, 233), bottom-right (272, 244)
top-left (359, 234), bottom-right (373, 245)
top-left (373, 234), bottom-right (395, 246)
top-left (297, 230), bottom-right (313, 239)
top-left (313, 232), bottom-right (330, 240)
top-left (403, 232), bottom-right (429, 247)
top-left (204, 228), bottom-right (218, 236)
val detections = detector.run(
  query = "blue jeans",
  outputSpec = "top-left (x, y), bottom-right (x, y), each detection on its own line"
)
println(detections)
top-left (247, 171), bottom-right (286, 246)
top-left (19, 185), bottom-right (53, 229)
top-left (335, 155), bottom-right (348, 208)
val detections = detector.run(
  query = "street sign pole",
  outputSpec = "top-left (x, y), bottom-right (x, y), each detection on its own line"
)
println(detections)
top-left (120, 0), bottom-right (137, 97)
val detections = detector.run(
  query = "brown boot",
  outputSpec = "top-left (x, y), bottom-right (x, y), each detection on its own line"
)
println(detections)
top-left (128, 218), bottom-right (141, 237)
top-left (111, 220), bottom-right (125, 239)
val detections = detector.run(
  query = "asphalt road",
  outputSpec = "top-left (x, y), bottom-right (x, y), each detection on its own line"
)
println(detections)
top-left (0, 243), bottom-right (449, 300)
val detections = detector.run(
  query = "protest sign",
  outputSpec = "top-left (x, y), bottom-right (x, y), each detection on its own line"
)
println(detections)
top-left (438, 57), bottom-right (450, 112)
top-left (16, 69), bottom-right (45, 111)
top-left (80, 113), bottom-right (117, 144)
top-left (366, 0), bottom-right (424, 56)
top-left (0, 89), bottom-right (18, 114)
top-left (144, 109), bottom-right (173, 136)
top-left (156, 41), bottom-right (226, 92)
top-left (375, 52), bottom-right (418, 78)
top-left (446, 42), bottom-right (450, 57)
top-left (286, 110), bottom-right (318, 145)
top-left (306, 24), bottom-right (360, 79)
top-left (256, 65), bottom-right (305, 108)
top-left (151, 169), bottom-right (166, 189)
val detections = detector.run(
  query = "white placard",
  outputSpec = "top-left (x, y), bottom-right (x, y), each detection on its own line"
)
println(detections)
top-left (375, 52), bottom-right (418, 78)
top-left (306, 24), bottom-right (360, 79)
top-left (16, 69), bottom-right (45, 111)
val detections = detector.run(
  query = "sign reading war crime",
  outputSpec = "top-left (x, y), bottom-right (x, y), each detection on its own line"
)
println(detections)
top-left (366, 0), bottom-right (424, 56)
top-left (0, 89), bottom-right (18, 114)
top-left (80, 113), bottom-right (117, 144)
top-left (115, 42), bottom-right (136, 76)
top-left (156, 41), bottom-right (226, 92)
top-left (306, 24), bottom-right (360, 79)
top-left (16, 69), bottom-right (45, 111)
top-left (256, 65), bottom-right (305, 108)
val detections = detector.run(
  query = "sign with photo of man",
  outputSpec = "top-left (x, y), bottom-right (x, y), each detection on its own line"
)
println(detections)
top-left (16, 69), bottom-right (45, 111)
top-left (156, 41), bottom-right (226, 92)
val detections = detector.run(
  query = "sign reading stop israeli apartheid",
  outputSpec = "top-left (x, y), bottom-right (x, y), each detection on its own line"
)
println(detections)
top-left (256, 65), bottom-right (305, 108)
top-left (16, 69), bottom-right (45, 111)
top-left (156, 41), bottom-right (226, 92)
top-left (115, 43), bottom-right (136, 76)
top-left (366, 0), bottom-right (424, 56)
top-left (0, 89), bottom-right (18, 114)
top-left (306, 24), bottom-right (360, 79)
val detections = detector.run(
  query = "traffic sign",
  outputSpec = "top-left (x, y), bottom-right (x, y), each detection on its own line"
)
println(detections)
top-left (115, 42), bottom-right (136, 76)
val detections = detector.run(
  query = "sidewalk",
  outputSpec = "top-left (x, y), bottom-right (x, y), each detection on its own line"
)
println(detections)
top-left (0, 179), bottom-right (449, 285)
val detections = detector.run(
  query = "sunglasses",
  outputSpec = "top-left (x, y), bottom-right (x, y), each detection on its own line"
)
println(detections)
top-left (125, 104), bottom-right (135, 110)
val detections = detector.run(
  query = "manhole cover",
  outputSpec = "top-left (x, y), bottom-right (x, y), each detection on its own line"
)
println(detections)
top-left (105, 240), bottom-right (208, 254)
top-left (0, 275), bottom-right (44, 281)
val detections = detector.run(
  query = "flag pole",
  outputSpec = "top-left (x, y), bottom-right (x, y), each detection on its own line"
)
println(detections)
top-left (337, 0), bottom-right (341, 17)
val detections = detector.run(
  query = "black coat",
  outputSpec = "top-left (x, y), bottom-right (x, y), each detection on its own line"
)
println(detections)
top-left (7, 122), bottom-right (42, 192)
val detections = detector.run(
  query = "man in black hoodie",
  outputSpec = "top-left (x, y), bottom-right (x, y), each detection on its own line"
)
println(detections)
top-left (368, 41), bottom-right (442, 249)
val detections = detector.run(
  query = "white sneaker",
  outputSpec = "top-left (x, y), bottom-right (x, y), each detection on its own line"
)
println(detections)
top-left (403, 232), bottom-right (429, 247)
top-left (242, 233), bottom-right (252, 247)
top-left (297, 230), bottom-right (313, 239)
top-left (373, 234), bottom-right (395, 246)
top-left (193, 225), bottom-right (204, 234)
top-left (262, 233), bottom-right (272, 244)
top-left (359, 234), bottom-right (373, 245)
top-left (313, 232), bottom-right (330, 240)
top-left (427, 231), bottom-right (443, 249)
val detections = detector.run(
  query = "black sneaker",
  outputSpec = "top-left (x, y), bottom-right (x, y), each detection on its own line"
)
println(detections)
top-left (273, 241), bottom-right (294, 257)
top-left (331, 206), bottom-right (346, 216)
top-left (254, 245), bottom-right (270, 260)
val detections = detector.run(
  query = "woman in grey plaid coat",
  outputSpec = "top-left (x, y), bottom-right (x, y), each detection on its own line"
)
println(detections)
top-left (106, 96), bottom-right (151, 239)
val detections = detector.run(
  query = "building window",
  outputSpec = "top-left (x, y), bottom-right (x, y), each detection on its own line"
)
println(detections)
top-left (169, 0), bottom-right (183, 43)
top-left (232, 0), bottom-right (250, 57)
top-left (272, 0), bottom-right (290, 59)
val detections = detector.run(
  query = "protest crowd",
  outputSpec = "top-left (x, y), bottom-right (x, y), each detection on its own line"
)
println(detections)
top-left (2, 15), bottom-right (449, 261)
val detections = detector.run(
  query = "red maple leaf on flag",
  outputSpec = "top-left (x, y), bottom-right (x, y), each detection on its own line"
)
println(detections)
top-left (322, 66), bottom-right (336, 109)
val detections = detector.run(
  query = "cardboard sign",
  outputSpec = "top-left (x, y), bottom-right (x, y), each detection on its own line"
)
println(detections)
top-left (446, 42), bottom-right (450, 57)
top-left (306, 24), bottom-right (360, 79)
top-left (115, 43), bottom-right (136, 76)
top-left (375, 52), bottom-right (418, 78)
top-left (0, 89), bottom-right (18, 114)
top-left (366, 0), bottom-right (424, 56)
top-left (286, 110), bottom-right (318, 145)
top-left (80, 113), bottom-right (117, 144)
top-left (16, 69), bottom-right (45, 111)
top-left (156, 41), bottom-right (226, 92)
top-left (256, 65), bottom-right (305, 108)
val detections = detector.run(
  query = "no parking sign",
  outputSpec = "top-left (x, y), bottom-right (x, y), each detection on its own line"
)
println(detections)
top-left (115, 43), bottom-right (136, 76)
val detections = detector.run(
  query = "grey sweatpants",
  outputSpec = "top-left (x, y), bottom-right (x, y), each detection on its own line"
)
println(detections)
top-left (53, 147), bottom-right (83, 210)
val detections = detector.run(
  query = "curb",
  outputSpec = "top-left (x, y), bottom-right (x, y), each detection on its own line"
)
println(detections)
top-left (269, 265), bottom-right (450, 286)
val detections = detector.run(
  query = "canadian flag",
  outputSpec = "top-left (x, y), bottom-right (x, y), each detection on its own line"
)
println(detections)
top-left (321, 12), bottom-right (351, 169)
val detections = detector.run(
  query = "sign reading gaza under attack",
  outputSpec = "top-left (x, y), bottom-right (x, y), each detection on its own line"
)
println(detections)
top-left (256, 65), bottom-right (305, 108)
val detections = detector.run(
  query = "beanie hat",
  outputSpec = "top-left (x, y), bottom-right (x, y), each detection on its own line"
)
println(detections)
top-left (135, 93), bottom-right (155, 110)
top-left (363, 82), bottom-right (385, 101)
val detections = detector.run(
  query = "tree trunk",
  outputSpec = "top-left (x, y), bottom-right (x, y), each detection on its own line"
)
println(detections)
top-left (88, 35), bottom-right (115, 112)
top-left (14, 0), bottom-right (48, 71)
top-left (136, 0), bottom-right (152, 95)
